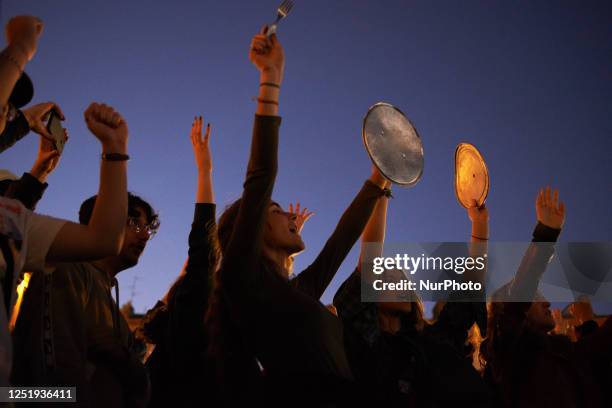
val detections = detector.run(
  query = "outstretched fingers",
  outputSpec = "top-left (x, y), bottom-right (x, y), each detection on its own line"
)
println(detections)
top-left (203, 122), bottom-right (211, 143)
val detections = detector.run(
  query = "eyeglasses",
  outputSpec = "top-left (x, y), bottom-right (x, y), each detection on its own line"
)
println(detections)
top-left (127, 217), bottom-right (159, 240)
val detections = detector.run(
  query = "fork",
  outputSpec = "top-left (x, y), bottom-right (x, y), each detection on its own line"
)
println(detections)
top-left (266, 0), bottom-right (294, 37)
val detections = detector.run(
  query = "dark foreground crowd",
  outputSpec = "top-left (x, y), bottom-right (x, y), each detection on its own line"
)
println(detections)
top-left (1, 15), bottom-right (611, 408)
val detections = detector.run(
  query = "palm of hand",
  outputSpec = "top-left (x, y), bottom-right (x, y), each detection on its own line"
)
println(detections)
top-left (288, 202), bottom-right (314, 233)
top-left (190, 116), bottom-right (212, 171)
top-left (536, 187), bottom-right (565, 229)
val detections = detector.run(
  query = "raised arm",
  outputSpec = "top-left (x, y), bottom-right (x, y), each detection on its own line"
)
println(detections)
top-left (497, 187), bottom-right (565, 337)
top-left (46, 103), bottom-right (129, 262)
top-left (0, 16), bottom-right (43, 138)
top-left (191, 116), bottom-right (214, 204)
top-left (428, 200), bottom-right (491, 353)
top-left (359, 173), bottom-right (391, 266)
top-left (168, 116), bottom-right (219, 369)
top-left (221, 29), bottom-right (284, 289)
top-left (509, 187), bottom-right (565, 301)
top-left (333, 169), bottom-right (390, 344)
top-left (3, 135), bottom-right (62, 210)
top-left (293, 166), bottom-right (388, 299)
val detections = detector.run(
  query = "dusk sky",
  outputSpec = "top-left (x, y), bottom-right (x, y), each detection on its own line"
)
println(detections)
top-left (1, 0), bottom-right (610, 315)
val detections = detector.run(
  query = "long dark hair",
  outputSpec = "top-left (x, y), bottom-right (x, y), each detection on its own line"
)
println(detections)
top-left (205, 199), bottom-right (265, 389)
top-left (206, 199), bottom-right (240, 364)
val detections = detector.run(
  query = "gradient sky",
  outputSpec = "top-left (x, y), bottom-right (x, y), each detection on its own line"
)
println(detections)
top-left (1, 0), bottom-right (611, 315)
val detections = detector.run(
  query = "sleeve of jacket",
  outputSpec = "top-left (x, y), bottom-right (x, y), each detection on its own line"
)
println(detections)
top-left (502, 222), bottom-right (561, 336)
top-left (292, 181), bottom-right (384, 299)
top-left (221, 115), bottom-right (280, 292)
top-left (334, 267), bottom-right (381, 347)
top-left (169, 203), bottom-right (217, 370)
top-left (4, 173), bottom-right (48, 210)
top-left (0, 111), bottom-right (30, 153)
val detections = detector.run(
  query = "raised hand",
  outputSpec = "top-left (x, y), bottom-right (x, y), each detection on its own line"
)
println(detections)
top-left (190, 116), bottom-right (212, 173)
top-left (249, 28), bottom-right (285, 84)
top-left (30, 135), bottom-right (65, 182)
top-left (468, 200), bottom-right (489, 240)
top-left (536, 186), bottom-right (565, 229)
top-left (5, 16), bottom-right (44, 61)
top-left (467, 202), bottom-right (489, 224)
top-left (22, 102), bottom-right (65, 142)
top-left (83, 103), bottom-right (128, 153)
top-left (369, 164), bottom-right (391, 190)
top-left (288, 202), bottom-right (314, 233)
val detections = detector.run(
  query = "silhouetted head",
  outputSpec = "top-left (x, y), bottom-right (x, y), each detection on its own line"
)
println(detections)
top-left (79, 192), bottom-right (159, 270)
top-left (218, 198), bottom-right (304, 275)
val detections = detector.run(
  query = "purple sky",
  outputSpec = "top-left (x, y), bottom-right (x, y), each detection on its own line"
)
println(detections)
top-left (1, 0), bottom-right (611, 315)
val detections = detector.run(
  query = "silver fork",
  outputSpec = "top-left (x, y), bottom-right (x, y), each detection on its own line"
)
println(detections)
top-left (267, 0), bottom-right (294, 37)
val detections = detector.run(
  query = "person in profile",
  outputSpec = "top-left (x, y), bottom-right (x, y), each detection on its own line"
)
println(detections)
top-left (12, 191), bottom-right (159, 408)
top-left (483, 187), bottom-right (612, 408)
top-left (206, 27), bottom-right (389, 406)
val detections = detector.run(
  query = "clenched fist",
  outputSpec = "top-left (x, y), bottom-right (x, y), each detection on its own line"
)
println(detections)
top-left (249, 28), bottom-right (285, 85)
top-left (5, 16), bottom-right (44, 61)
top-left (84, 103), bottom-right (128, 153)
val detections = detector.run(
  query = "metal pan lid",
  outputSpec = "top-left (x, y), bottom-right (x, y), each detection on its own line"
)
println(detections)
top-left (362, 102), bottom-right (424, 186)
top-left (455, 142), bottom-right (489, 208)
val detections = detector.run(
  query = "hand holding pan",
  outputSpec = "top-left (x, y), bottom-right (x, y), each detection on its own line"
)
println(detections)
top-left (455, 143), bottom-right (489, 208)
top-left (362, 102), bottom-right (424, 186)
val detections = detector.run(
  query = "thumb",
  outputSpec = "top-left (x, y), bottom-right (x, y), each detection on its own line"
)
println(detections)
top-left (87, 117), bottom-right (112, 133)
top-left (38, 128), bottom-right (55, 143)
top-left (41, 150), bottom-right (60, 162)
top-left (269, 33), bottom-right (278, 45)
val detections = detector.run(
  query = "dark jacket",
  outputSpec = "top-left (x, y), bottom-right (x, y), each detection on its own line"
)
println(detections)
top-left (218, 115), bottom-right (385, 406)
top-left (334, 267), bottom-right (492, 408)
top-left (494, 314), bottom-right (611, 408)
top-left (144, 203), bottom-right (217, 407)
top-left (488, 223), bottom-right (612, 408)
top-left (0, 172), bottom-right (48, 210)
top-left (0, 110), bottom-right (30, 153)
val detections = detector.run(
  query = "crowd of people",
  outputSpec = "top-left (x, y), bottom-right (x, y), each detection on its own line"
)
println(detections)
top-left (1, 15), bottom-right (611, 408)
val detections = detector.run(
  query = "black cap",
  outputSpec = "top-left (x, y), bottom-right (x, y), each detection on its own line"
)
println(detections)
top-left (9, 72), bottom-right (34, 109)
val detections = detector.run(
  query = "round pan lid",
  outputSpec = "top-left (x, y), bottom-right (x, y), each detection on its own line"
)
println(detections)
top-left (455, 142), bottom-right (489, 208)
top-left (362, 102), bottom-right (424, 187)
